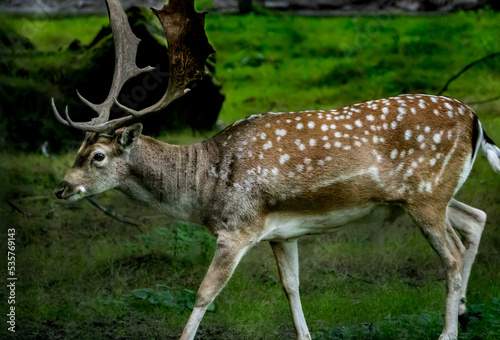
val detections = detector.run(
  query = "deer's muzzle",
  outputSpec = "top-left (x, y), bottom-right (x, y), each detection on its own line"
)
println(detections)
top-left (55, 181), bottom-right (73, 200)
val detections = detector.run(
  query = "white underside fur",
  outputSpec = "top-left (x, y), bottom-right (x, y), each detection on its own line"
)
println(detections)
top-left (259, 204), bottom-right (395, 242)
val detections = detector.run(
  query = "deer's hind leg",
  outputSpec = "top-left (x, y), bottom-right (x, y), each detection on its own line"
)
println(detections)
top-left (270, 239), bottom-right (311, 340)
top-left (447, 199), bottom-right (486, 316)
top-left (407, 203), bottom-right (466, 340)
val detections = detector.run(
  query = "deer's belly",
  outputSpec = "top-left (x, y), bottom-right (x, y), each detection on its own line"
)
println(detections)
top-left (258, 203), bottom-right (388, 242)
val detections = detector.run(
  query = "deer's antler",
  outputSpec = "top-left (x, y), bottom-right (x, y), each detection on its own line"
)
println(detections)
top-left (52, 0), bottom-right (215, 134)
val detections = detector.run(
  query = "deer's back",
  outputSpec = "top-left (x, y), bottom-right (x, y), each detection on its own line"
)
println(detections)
top-left (206, 94), bottom-right (478, 230)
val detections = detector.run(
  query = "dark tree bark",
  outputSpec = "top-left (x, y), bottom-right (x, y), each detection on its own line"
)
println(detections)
top-left (238, 0), bottom-right (252, 13)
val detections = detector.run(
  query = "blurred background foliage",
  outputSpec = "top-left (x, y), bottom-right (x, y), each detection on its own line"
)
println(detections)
top-left (0, 1), bottom-right (499, 339)
top-left (0, 5), bottom-right (224, 152)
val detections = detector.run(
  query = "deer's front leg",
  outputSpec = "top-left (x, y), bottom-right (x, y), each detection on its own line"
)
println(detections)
top-left (270, 240), bottom-right (311, 340)
top-left (180, 230), bottom-right (253, 340)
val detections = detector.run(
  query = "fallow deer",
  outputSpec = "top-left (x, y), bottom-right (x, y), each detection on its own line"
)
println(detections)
top-left (52, 1), bottom-right (500, 339)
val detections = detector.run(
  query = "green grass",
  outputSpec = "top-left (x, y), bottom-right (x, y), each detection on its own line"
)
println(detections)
top-left (205, 10), bottom-right (500, 127)
top-left (0, 14), bottom-right (108, 51)
top-left (1, 8), bottom-right (500, 340)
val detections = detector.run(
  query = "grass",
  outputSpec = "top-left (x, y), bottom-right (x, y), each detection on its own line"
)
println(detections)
top-left (1, 8), bottom-right (500, 340)
top-left (205, 10), bottom-right (500, 126)
top-left (0, 14), bottom-right (108, 52)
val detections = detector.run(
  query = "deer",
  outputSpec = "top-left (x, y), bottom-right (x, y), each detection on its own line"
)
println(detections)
top-left (52, 1), bottom-right (500, 339)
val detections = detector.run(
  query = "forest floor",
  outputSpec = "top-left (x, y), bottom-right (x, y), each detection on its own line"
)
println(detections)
top-left (1, 8), bottom-right (500, 339)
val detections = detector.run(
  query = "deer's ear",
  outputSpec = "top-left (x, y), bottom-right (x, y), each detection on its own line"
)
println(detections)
top-left (119, 123), bottom-right (143, 148)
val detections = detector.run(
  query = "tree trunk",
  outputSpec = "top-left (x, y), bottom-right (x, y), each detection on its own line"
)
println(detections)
top-left (238, 0), bottom-right (252, 14)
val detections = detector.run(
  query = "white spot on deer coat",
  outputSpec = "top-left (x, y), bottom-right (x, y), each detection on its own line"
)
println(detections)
top-left (276, 129), bottom-right (287, 136)
top-left (433, 133), bottom-right (442, 143)
top-left (404, 168), bottom-right (414, 179)
top-left (280, 154), bottom-right (290, 165)
top-left (426, 182), bottom-right (432, 192)
top-left (321, 124), bottom-right (329, 131)
top-left (372, 150), bottom-right (382, 162)
top-left (391, 149), bottom-right (398, 159)
top-left (263, 141), bottom-right (272, 150)
top-left (297, 123), bottom-right (303, 129)
top-left (308, 121), bottom-right (315, 129)
top-left (405, 130), bottom-right (412, 140)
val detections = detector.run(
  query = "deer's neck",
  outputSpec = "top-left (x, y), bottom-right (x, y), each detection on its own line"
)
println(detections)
top-left (117, 135), bottom-right (217, 224)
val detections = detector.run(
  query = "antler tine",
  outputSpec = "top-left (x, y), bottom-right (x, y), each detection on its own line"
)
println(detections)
top-left (74, 0), bottom-right (154, 127)
top-left (115, 0), bottom-right (215, 118)
top-left (52, 0), bottom-right (154, 133)
top-left (53, 0), bottom-right (214, 134)
top-left (51, 98), bottom-right (71, 127)
top-left (52, 97), bottom-right (134, 133)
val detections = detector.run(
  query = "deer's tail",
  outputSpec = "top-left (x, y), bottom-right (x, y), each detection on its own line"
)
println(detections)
top-left (480, 128), bottom-right (500, 172)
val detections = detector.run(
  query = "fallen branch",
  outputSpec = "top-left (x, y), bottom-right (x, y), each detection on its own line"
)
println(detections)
top-left (85, 197), bottom-right (143, 233)
top-left (438, 52), bottom-right (500, 96)
top-left (6, 200), bottom-right (24, 215)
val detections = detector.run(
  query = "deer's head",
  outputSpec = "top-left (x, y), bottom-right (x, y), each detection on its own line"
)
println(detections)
top-left (55, 124), bottom-right (142, 200)
top-left (53, 0), bottom-right (214, 200)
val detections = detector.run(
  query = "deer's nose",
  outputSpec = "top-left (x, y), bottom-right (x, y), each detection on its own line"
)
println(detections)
top-left (55, 181), bottom-right (71, 199)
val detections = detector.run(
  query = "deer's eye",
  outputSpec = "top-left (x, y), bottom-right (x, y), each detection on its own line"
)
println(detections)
top-left (93, 153), bottom-right (105, 162)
